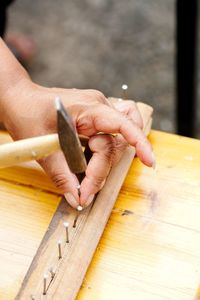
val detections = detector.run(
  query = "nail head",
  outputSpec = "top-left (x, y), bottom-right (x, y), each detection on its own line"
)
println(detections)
top-left (122, 84), bottom-right (128, 90)
top-left (63, 222), bottom-right (69, 228)
top-left (77, 205), bottom-right (83, 211)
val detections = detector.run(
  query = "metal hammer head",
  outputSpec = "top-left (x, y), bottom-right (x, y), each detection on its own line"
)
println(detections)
top-left (55, 97), bottom-right (87, 174)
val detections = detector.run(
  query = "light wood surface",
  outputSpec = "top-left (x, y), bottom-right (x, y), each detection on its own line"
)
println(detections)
top-left (77, 131), bottom-right (200, 300)
top-left (0, 131), bottom-right (61, 300)
top-left (0, 129), bottom-right (200, 299)
top-left (0, 177), bottom-right (60, 300)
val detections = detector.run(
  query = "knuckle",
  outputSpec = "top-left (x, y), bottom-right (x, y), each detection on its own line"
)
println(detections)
top-left (137, 117), bottom-right (143, 129)
top-left (103, 134), bottom-right (115, 146)
top-left (102, 136), bottom-right (116, 158)
top-left (131, 115), bottom-right (143, 129)
top-left (111, 136), bottom-right (127, 165)
top-left (125, 115), bottom-right (134, 123)
top-left (126, 100), bottom-right (136, 106)
top-left (126, 101), bottom-right (143, 129)
top-left (51, 173), bottom-right (69, 190)
top-left (92, 176), bottom-right (106, 189)
top-left (104, 148), bottom-right (115, 163)
top-left (126, 114), bottom-right (143, 130)
top-left (100, 136), bottom-right (116, 164)
top-left (87, 89), bottom-right (106, 103)
top-left (89, 134), bottom-right (115, 151)
top-left (115, 136), bottom-right (128, 152)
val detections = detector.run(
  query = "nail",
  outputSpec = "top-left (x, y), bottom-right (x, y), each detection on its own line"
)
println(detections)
top-left (77, 184), bottom-right (81, 197)
top-left (122, 84), bottom-right (128, 99)
top-left (152, 152), bottom-right (156, 170)
top-left (84, 194), bottom-right (95, 207)
top-left (63, 221), bottom-right (69, 243)
top-left (58, 240), bottom-right (62, 259)
top-left (49, 267), bottom-right (56, 279)
top-left (43, 273), bottom-right (48, 295)
top-left (77, 205), bottom-right (83, 211)
top-left (64, 193), bottom-right (79, 208)
top-left (73, 205), bottom-right (83, 228)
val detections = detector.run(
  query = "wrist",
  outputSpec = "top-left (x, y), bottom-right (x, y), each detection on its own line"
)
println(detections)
top-left (0, 76), bottom-right (34, 126)
top-left (0, 38), bottom-right (31, 123)
top-left (1, 80), bottom-right (59, 139)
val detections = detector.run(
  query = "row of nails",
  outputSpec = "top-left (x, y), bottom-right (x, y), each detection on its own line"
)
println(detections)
top-left (30, 84), bottom-right (128, 299)
top-left (31, 84), bottom-right (128, 299)
top-left (31, 206), bottom-right (83, 298)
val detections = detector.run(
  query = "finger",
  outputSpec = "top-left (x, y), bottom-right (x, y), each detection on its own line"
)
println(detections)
top-left (111, 134), bottom-right (128, 165)
top-left (78, 89), bottom-right (108, 105)
top-left (108, 97), bottom-right (143, 129)
top-left (102, 98), bottom-right (144, 164)
top-left (106, 98), bottom-right (141, 165)
top-left (76, 105), bottom-right (154, 167)
top-left (80, 134), bottom-right (115, 207)
top-left (38, 151), bottom-right (80, 208)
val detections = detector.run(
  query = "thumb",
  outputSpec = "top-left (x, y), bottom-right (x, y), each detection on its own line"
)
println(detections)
top-left (38, 151), bottom-right (80, 208)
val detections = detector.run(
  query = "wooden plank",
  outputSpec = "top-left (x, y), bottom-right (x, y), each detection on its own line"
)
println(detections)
top-left (16, 103), bottom-right (153, 299)
top-left (1, 129), bottom-right (200, 299)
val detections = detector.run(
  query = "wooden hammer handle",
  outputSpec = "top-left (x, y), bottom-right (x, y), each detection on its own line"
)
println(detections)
top-left (0, 133), bottom-right (60, 168)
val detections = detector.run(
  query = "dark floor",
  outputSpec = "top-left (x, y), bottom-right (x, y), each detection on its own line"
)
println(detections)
top-left (7, 0), bottom-right (175, 132)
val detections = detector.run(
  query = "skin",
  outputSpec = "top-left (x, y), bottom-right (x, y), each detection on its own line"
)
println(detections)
top-left (0, 38), bottom-right (155, 208)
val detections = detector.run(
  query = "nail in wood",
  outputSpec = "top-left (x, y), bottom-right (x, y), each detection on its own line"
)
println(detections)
top-left (63, 222), bottom-right (69, 243)
top-left (122, 84), bottom-right (128, 99)
top-left (49, 267), bottom-right (56, 279)
top-left (43, 274), bottom-right (48, 295)
top-left (58, 240), bottom-right (62, 259)
top-left (77, 184), bottom-right (81, 196)
top-left (73, 205), bottom-right (83, 228)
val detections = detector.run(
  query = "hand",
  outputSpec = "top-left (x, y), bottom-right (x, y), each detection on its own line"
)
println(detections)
top-left (2, 80), bottom-right (154, 208)
top-left (0, 38), bottom-right (154, 208)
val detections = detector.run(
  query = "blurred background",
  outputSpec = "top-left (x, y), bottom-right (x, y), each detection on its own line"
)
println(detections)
top-left (5, 0), bottom-right (195, 134)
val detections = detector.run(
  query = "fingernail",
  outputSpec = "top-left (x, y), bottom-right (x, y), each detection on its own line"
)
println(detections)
top-left (152, 152), bottom-right (156, 170)
top-left (64, 193), bottom-right (79, 208)
top-left (84, 194), bottom-right (95, 207)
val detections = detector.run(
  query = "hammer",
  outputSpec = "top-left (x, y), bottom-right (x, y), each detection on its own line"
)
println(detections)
top-left (0, 97), bottom-right (88, 181)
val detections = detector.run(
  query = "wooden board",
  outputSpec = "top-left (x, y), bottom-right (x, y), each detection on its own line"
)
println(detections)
top-left (0, 132), bottom-right (61, 300)
top-left (0, 121), bottom-right (200, 299)
top-left (77, 131), bottom-right (200, 300)
top-left (0, 176), bottom-right (60, 300)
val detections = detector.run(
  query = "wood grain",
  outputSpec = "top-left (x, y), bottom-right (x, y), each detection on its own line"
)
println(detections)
top-left (0, 112), bottom-right (200, 299)
top-left (77, 131), bottom-right (200, 300)
top-left (0, 179), bottom-right (60, 300)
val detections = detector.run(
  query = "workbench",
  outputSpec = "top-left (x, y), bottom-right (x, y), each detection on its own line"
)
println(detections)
top-left (0, 130), bottom-right (200, 300)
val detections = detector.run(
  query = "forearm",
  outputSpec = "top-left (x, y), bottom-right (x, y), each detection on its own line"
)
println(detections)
top-left (0, 37), bottom-right (30, 122)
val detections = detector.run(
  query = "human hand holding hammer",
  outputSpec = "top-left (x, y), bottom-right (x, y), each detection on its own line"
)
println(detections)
top-left (0, 38), bottom-right (155, 208)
